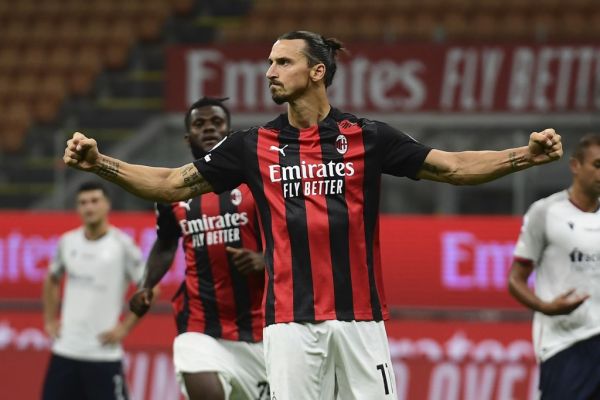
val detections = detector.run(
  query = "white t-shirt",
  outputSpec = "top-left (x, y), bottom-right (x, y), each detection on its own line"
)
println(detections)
top-left (49, 226), bottom-right (144, 361)
top-left (514, 190), bottom-right (600, 361)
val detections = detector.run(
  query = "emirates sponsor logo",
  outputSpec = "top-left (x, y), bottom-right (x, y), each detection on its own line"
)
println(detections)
top-left (179, 212), bottom-right (249, 235)
top-left (335, 134), bottom-right (348, 155)
top-left (268, 161), bottom-right (354, 183)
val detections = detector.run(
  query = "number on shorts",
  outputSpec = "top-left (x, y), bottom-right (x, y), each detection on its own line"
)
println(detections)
top-left (376, 363), bottom-right (392, 395)
top-left (256, 380), bottom-right (270, 400)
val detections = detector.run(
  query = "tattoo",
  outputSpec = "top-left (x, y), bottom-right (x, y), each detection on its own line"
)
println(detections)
top-left (179, 164), bottom-right (212, 196)
top-left (96, 157), bottom-right (120, 179)
top-left (421, 162), bottom-right (440, 175)
top-left (509, 152), bottom-right (518, 170)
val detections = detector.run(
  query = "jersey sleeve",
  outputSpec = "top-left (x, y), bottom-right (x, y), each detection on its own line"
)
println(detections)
top-left (155, 203), bottom-right (182, 241)
top-left (513, 199), bottom-right (547, 266)
top-left (193, 130), bottom-right (247, 193)
top-left (48, 236), bottom-right (66, 278)
top-left (377, 122), bottom-right (432, 179)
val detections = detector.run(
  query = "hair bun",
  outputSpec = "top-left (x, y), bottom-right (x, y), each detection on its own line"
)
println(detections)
top-left (323, 37), bottom-right (344, 52)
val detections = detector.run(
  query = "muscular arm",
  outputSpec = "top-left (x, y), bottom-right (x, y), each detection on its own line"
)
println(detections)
top-left (63, 132), bottom-right (213, 202)
top-left (42, 274), bottom-right (61, 338)
top-left (142, 237), bottom-right (179, 289)
top-left (508, 259), bottom-right (589, 316)
top-left (416, 129), bottom-right (562, 185)
top-left (417, 147), bottom-right (531, 185)
top-left (129, 237), bottom-right (178, 317)
top-left (94, 156), bottom-right (213, 203)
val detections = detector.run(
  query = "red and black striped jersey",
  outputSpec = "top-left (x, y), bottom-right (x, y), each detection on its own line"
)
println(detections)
top-left (156, 185), bottom-right (264, 342)
top-left (194, 108), bottom-right (431, 326)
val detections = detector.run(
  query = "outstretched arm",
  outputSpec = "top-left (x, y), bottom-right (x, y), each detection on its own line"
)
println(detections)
top-left (416, 129), bottom-right (562, 185)
top-left (63, 132), bottom-right (213, 202)
top-left (129, 237), bottom-right (178, 317)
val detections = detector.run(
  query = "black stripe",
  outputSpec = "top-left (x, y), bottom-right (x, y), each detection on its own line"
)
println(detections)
top-left (362, 122), bottom-right (383, 320)
top-left (174, 282), bottom-right (189, 334)
top-left (219, 191), bottom-right (254, 342)
top-left (189, 196), bottom-right (223, 337)
top-left (281, 126), bottom-right (315, 321)
top-left (319, 121), bottom-right (354, 320)
top-left (248, 130), bottom-right (276, 325)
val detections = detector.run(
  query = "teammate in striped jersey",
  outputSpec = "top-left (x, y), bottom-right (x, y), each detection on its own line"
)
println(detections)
top-left (64, 31), bottom-right (563, 399)
top-left (128, 98), bottom-right (268, 400)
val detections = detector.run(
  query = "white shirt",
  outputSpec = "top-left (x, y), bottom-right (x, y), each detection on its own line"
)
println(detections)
top-left (514, 190), bottom-right (600, 361)
top-left (49, 227), bottom-right (144, 361)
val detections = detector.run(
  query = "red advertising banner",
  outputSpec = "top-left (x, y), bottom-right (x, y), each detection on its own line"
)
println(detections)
top-left (166, 43), bottom-right (600, 114)
top-left (0, 212), bottom-right (526, 309)
top-left (0, 311), bottom-right (537, 400)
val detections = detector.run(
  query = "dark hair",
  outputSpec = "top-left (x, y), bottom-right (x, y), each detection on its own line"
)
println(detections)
top-left (77, 181), bottom-right (110, 198)
top-left (278, 31), bottom-right (345, 88)
top-left (184, 97), bottom-right (231, 131)
top-left (572, 133), bottom-right (600, 162)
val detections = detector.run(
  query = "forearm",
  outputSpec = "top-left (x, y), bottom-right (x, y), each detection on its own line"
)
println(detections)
top-left (42, 276), bottom-right (61, 323)
top-left (423, 146), bottom-right (532, 185)
top-left (119, 312), bottom-right (140, 335)
top-left (92, 156), bottom-right (213, 202)
top-left (508, 272), bottom-right (546, 313)
top-left (142, 240), bottom-right (178, 289)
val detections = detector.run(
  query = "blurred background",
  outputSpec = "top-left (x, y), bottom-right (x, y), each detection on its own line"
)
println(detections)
top-left (1, 0), bottom-right (599, 398)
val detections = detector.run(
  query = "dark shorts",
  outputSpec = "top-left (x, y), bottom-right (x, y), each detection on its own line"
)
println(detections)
top-left (42, 353), bottom-right (129, 400)
top-left (539, 334), bottom-right (600, 400)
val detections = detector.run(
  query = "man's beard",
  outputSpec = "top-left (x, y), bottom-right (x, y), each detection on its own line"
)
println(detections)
top-left (190, 143), bottom-right (207, 160)
top-left (272, 93), bottom-right (287, 105)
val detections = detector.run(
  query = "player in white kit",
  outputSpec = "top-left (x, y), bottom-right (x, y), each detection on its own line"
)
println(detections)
top-left (41, 182), bottom-right (145, 400)
top-left (509, 133), bottom-right (600, 399)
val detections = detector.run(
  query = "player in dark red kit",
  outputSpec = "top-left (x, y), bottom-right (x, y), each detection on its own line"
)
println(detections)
top-left (128, 98), bottom-right (268, 400)
top-left (65, 31), bottom-right (563, 399)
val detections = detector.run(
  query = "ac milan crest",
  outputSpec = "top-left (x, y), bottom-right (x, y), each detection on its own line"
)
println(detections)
top-left (335, 134), bottom-right (348, 155)
top-left (230, 188), bottom-right (242, 206)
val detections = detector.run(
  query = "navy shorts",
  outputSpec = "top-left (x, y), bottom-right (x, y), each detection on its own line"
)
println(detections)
top-left (42, 353), bottom-right (129, 400)
top-left (539, 334), bottom-right (600, 400)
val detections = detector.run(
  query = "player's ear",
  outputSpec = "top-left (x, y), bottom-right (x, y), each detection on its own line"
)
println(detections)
top-left (569, 156), bottom-right (580, 175)
top-left (310, 63), bottom-right (326, 83)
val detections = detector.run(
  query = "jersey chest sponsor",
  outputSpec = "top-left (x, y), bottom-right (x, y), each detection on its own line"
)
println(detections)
top-left (179, 212), bottom-right (249, 248)
top-left (268, 161), bottom-right (355, 199)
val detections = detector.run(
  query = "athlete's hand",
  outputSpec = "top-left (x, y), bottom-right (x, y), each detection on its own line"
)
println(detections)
top-left (44, 319), bottom-right (60, 340)
top-left (226, 247), bottom-right (265, 275)
top-left (541, 289), bottom-right (589, 316)
top-left (99, 325), bottom-right (128, 345)
top-left (63, 132), bottom-right (101, 171)
top-left (129, 288), bottom-right (154, 317)
top-left (527, 129), bottom-right (563, 165)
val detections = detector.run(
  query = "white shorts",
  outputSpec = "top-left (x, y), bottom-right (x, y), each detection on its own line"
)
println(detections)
top-left (264, 320), bottom-right (396, 400)
top-left (173, 332), bottom-right (268, 400)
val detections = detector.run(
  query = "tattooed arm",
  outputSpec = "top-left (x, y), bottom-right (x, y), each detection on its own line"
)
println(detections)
top-left (63, 132), bottom-right (213, 202)
top-left (416, 129), bottom-right (563, 185)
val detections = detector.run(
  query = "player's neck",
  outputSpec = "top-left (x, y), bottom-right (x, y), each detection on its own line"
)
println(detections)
top-left (287, 90), bottom-right (330, 129)
top-left (568, 185), bottom-right (600, 213)
top-left (84, 221), bottom-right (110, 240)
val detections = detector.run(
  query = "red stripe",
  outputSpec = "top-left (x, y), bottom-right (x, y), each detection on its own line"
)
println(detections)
top-left (174, 203), bottom-right (205, 333)
top-left (202, 193), bottom-right (239, 339)
top-left (338, 122), bottom-right (373, 320)
top-left (299, 126), bottom-right (335, 317)
top-left (257, 127), bottom-right (294, 322)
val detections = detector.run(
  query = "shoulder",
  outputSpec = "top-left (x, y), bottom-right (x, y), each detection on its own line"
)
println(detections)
top-left (60, 227), bottom-right (84, 243)
top-left (525, 190), bottom-right (568, 226)
top-left (109, 227), bottom-right (138, 249)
